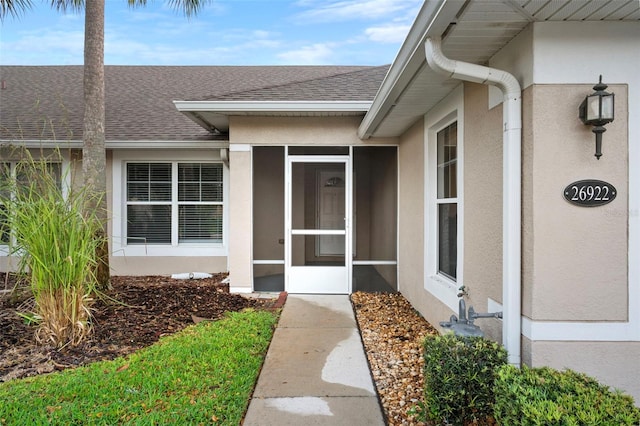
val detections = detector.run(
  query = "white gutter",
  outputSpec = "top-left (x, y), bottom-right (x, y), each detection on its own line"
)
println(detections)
top-left (174, 100), bottom-right (372, 113)
top-left (425, 36), bottom-right (522, 366)
top-left (0, 140), bottom-right (228, 150)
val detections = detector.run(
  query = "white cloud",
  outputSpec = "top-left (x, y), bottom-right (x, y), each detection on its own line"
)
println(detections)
top-left (364, 24), bottom-right (410, 43)
top-left (294, 0), bottom-right (421, 22)
top-left (102, 24), bottom-right (285, 65)
top-left (277, 43), bottom-right (335, 65)
top-left (0, 30), bottom-right (85, 64)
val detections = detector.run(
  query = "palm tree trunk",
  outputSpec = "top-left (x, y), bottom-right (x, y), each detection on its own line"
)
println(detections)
top-left (83, 0), bottom-right (109, 290)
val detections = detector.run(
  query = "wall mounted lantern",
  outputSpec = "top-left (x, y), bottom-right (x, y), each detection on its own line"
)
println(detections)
top-left (579, 75), bottom-right (614, 160)
top-left (324, 176), bottom-right (344, 187)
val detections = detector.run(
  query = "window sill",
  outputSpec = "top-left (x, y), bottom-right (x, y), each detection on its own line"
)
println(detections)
top-left (425, 273), bottom-right (459, 312)
top-left (112, 244), bottom-right (227, 257)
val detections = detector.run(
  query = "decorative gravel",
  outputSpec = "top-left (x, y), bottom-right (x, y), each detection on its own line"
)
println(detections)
top-left (352, 291), bottom-right (439, 426)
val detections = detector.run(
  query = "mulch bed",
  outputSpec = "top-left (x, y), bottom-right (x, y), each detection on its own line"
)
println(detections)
top-left (1, 273), bottom-right (442, 425)
top-left (352, 291), bottom-right (439, 426)
top-left (0, 273), bottom-right (274, 382)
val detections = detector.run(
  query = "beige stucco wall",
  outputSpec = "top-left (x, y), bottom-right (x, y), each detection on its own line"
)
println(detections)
top-left (229, 116), bottom-right (397, 146)
top-left (397, 118), bottom-right (423, 296)
top-left (523, 84), bottom-right (629, 321)
top-left (527, 339), bottom-right (640, 402)
top-left (462, 82), bottom-right (504, 342)
top-left (397, 118), bottom-right (454, 327)
top-left (110, 256), bottom-right (227, 276)
top-left (228, 149), bottom-right (252, 291)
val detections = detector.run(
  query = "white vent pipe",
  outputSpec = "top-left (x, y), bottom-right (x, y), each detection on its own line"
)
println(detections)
top-left (425, 37), bottom-right (522, 365)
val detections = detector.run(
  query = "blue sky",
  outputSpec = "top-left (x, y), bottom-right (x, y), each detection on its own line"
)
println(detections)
top-left (0, 0), bottom-right (422, 66)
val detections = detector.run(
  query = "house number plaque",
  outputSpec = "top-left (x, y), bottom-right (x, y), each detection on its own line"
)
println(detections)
top-left (563, 180), bottom-right (616, 207)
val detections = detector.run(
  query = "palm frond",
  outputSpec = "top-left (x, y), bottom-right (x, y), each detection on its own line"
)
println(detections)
top-left (166, 0), bottom-right (210, 17)
top-left (49, 0), bottom-right (84, 13)
top-left (0, 0), bottom-right (34, 20)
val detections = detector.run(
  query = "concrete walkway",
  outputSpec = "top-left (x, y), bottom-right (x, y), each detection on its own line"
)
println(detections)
top-left (243, 295), bottom-right (385, 426)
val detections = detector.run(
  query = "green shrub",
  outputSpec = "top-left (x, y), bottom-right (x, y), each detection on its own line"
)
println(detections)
top-left (423, 333), bottom-right (507, 425)
top-left (494, 365), bottom-right (640, 425)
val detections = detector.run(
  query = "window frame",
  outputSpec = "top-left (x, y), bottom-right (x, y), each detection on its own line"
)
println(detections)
top-left (0, 155), bottom-right (69, 254)
top-left (424, 86), bottom-right (464, 312)
top-left (436, 122), bottom-right (458, 281)
top-left (112, 150), bottom-right (229, 257)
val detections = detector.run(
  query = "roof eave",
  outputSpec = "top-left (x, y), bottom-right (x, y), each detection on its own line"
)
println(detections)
top-left (174, 100), bottom-right (373, 113)
top-left (174, 100), bottom-right (373, 134)
top-left (357, 0), bottom-right (465, 139)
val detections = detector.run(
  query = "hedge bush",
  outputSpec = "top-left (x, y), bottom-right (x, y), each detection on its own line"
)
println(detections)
top-left (494, 364), bottom-right (640, 425)
top-left (423, 334), bottom-right (507, 425)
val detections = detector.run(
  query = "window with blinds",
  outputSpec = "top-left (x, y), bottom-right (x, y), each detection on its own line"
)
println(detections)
top-left (126, 162), bottom-right (223, 245)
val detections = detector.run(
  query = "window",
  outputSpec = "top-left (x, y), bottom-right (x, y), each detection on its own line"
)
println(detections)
top-left (125, 162), bottom-right (223, 246)
top-left (437, 122), bottom-right (458, 280)
top-left (424, 87), bottom-right (463, 312)
top-left (0, 161), bottom-right (62, 245)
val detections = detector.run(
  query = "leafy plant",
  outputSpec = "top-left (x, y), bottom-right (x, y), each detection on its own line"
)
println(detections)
top-left (423, 333), bottom-right (507, 425)
top-left (1, 150), bottom-right (105, 347)
top-left (494, 364), bottom-right (640, 425)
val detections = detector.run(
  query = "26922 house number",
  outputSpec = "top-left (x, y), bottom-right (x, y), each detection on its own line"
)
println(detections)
top-left (563, 180), bottom-right (616, 207)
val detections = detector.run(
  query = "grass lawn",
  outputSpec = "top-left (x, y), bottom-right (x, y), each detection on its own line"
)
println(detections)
top-left (0, 309), bottom-right (278, 425)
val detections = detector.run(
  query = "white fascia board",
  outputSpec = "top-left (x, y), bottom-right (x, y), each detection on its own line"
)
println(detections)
top-left (106, 140), bottom-right (228, 149)
top-left (0, 139), bottom-right (83, 148)
top-left (1, 139), bottom-right (228, 150)
top-left (173, 100), bottom-right (372, 113)
top-left (357, 0), bottom-right (466, 139)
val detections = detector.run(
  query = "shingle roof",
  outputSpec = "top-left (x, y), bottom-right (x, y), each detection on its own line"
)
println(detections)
top-left (0, 65), bottom-right (389, 142)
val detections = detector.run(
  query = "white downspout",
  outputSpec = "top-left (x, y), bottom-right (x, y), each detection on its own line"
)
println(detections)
top-left (425, 36), bottom-right (522, 365)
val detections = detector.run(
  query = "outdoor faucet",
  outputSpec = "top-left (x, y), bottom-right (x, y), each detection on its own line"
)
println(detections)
top-left (458, 298), bottom-right (467, 322)
top-left (439, 299), bottom-right (502, 337)
top-left (467, 306), bottom-right (503, 326)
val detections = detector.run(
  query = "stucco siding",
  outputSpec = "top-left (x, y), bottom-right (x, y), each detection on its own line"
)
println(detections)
top-left (526, 84), bottom-right (628, 321)
top-left (110, 256), bottom-right (227, 276)
top-left (398, 118), bottom-right (451, 326)
top-left (228, 148), bottom-right (252, 291)
top-left (522, 86), bottom-right (535, 319)
top-left (229, 116), bottom-right (397, 146)
top-left (462, 82), bottom-right (504, 342)
top-left (530, 340), bottom-right (640, 403)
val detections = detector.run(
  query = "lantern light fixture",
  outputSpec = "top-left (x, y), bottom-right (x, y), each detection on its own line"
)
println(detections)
top-left (579, 75), bottom-right (614, 160)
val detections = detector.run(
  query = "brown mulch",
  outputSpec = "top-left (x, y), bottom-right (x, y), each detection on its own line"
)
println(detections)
top-left (2, 273), bottom-right (441, 425)
top-left (0, 273), bottom-right (275, 382)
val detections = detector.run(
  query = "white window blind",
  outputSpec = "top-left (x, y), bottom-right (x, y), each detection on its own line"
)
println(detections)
top-left (126, 162), bottom-right (223, 245)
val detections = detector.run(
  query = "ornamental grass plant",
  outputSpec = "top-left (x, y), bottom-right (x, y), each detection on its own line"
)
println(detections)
top-left (1, 152), bottom-right (105, 347)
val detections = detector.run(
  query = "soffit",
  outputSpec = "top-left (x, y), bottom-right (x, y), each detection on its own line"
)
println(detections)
top-left (363, 0), bottom-right (640, 139)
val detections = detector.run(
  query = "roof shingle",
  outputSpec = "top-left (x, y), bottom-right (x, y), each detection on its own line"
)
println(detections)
top-left (0, 65), bottom-right (388, 142)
